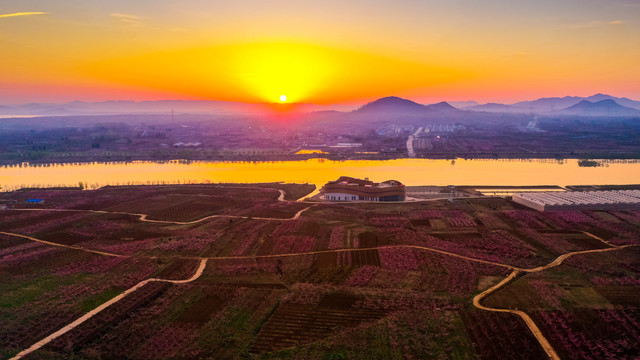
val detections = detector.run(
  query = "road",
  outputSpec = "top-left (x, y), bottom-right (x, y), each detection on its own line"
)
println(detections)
top-left (406, 127), bottom-right (423, 158)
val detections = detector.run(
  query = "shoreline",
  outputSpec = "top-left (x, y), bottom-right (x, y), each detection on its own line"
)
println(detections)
top-left (2, 156), bottom-right (640, 167)
top-left (2, 158), bottom-right (639, 193)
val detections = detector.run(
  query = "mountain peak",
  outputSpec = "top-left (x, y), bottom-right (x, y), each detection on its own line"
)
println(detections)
top-left (586, 93), bottom-right (614, 102)
top-left (425, 101), bottom-right (460, 112)
top-left (574, 99), bottom-right (617, 106)
top-left (356, 96), bottom-right (426, 113)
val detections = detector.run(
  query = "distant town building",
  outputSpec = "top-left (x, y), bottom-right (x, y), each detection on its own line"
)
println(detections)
top-left (330, 143), bottom-right (363, 148)
top-left (321, 176), bottom-right (405, 202)
top-left (513, 190), bottom-right (640, 211)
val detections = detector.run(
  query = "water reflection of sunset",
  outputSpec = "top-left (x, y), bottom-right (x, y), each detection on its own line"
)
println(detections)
top-left (2, 159), bottom-right (639, 192)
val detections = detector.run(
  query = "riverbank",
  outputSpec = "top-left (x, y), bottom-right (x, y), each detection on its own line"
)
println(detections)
top-left (2, 158), bottom-right (640, 193)
top-left (3, 151), bottom-right (640, 167)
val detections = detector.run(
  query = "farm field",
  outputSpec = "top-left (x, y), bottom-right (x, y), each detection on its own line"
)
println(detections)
top-left (1, 184), bottom-right (639, 359)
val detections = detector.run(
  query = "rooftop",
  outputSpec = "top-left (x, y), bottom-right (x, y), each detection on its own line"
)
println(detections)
top-left (513, 190), bottom-right (640, 206)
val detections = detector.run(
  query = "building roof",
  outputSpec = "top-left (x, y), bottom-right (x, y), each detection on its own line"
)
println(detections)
top-left (322, 177), bottom-right (405, 197)
top-left (513, 190), bottom-right (640, 207)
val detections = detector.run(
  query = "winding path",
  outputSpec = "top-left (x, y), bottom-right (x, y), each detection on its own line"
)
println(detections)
top-left (8, 259), bottom-right (208, 360)
top-left (0, 232), bottom-right (126, 258)
top-left (472, 243), bottom-right (639, 360)
top-left (0, 231), bottom-right (522, 270)
top-left (473, 270), bottom-right (560, 360)
top-left (4, 202), bottom-right (315, 225)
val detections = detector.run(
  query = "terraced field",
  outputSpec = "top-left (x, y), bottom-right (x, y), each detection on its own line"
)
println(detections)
top-left (1, 184), bottom-right (639, 359)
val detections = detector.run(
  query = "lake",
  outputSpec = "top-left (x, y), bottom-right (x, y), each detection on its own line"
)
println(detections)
top-left (1, 158), bottom-right (639, 192)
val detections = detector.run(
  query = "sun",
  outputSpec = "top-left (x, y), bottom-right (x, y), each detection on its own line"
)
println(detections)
top-left (279, 95), bottom-right (287, 102)
top-left (233, 43), bottom-right (334, 103)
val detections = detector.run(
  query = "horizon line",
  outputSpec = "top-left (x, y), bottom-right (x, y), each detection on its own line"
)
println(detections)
top-left (1, 92), bottom-right (637, 108)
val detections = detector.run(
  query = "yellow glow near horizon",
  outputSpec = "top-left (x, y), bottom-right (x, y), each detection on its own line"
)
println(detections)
top-left (2, 1), bottom-right (640, 103)
top-left (80, 42), bottom-right (465, 104)
top-left (232, 43), bottom-right (334, 103)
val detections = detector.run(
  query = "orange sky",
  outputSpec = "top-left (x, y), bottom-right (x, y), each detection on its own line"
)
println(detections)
top-left (1, 0), bottom-right (639, 105)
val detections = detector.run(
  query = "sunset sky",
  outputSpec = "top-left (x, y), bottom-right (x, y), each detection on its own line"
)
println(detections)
top-left (1, 0), bottom-right (639, 105)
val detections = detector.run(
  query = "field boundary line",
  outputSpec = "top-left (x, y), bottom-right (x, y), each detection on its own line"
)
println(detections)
top-left (4, 229), bottom-right (637, 273)
top-left (8, 259), bottom-right (208, 360)
top-left (0, 231), bottom-right (521, 268)
top-left (200, 244), bottom-right (522, 270)
top-left (581, 231), bottom-right (619, 248)
top-left (0, 231), bottom-right (126, 258)
top-left (522, 244), bottom-right (639, 273)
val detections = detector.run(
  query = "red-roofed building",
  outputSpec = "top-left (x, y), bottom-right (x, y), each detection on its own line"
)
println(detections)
top-left (321, 176), bottom-right (405, 202)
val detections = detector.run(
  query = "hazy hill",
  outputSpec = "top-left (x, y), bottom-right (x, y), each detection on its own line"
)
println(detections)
top-left (447, 100), bottom-right (479, 108)
top-left (512, 96), bottom-right (584, 112)
top-left (515, 94), bottom-right (640, 113)
top-left (584, 94), bottom-right (640, 110)
top-left (2, 93), bottom-right (639, 120)
top-left (462, 103), bottom-right (516, 113)
top-left (424, 101), bottom-right (461, 113)
top-left (464, 94), bottom-right (640, 114)
top-left (349, 97), bottom-right (467, 124)
top-left (0, 100), bottom-right (351, 117)
top-left (355, 96), bottom-right (428, 114)
top-left (355, 97), bottom-right (462, 114)
top-left (559, 99), bottom-right (640, 117)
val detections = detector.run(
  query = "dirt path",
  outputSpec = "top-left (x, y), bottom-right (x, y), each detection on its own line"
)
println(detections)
top-left (0, 231), bottom-right (126, 258)
top-left (472, 244), bottom-right (639, 360)
top-left (473, 270), bottom-right (561, 360)
top-left (7, 226), bottom-right (633, 273)
top-left (4, 202), bottom-right (316, 225)
top-left (581, 230), bottom-right (620, 247)
top-left (522, 244), bottom-right (637, 273)
top-left (137, 203), bottom-right (316, 224)
top-left (0, 231), bottom-right (522, 270)
top-left (8, 259), bottom-right (208, 360)
top-left (199, 244), bottom-right (522, 269)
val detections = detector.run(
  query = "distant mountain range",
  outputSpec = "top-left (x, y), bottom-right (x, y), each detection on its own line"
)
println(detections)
top-left (356, 96), bottom-right (461, 115)
top-left (348, 96), bottom-right (464, 123)
top-left (0, 100), bottom-right (351, 117)
top-left (447, 100), bottom-right (479, 108)
top-left (0, 93), bottom-right (639, 118)
top-left (463, 93), bottom-right (640, 115)
top-left (558, 99), bottom-right (640, 117)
